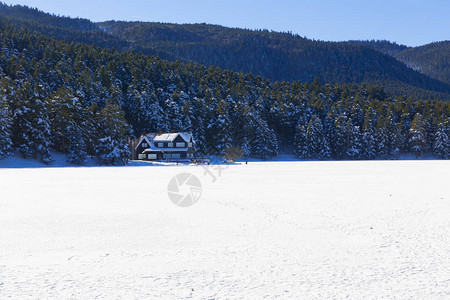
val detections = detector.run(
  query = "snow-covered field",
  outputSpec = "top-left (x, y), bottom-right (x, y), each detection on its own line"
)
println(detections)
top-left (0, 160), bottom-right (449, 299)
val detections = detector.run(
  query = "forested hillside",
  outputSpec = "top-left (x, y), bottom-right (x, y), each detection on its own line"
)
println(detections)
top-left (0, 2), bottom-right (449, 101)
top-left (0, 19), bottom-right (448, 165)
top-left (98, 21), bottom-right (450, 100)
top-left (347, 40), bottom-right (410, 57)
top-left (395, 41), bottom-right (450, 85)
top-left (0, 3), bottom-right (132, 50)
top-left (351, 40), bottom-right (450, 86)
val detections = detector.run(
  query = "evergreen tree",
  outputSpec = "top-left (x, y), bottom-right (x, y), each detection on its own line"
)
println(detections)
top-left (333, 115), bottom-right (349, 159)
top-left (361, 113), bottom-right (377, 159)
top-left (192, 116), bottom-right (207, 155)
top-left (384, 112), bottom-right (401, 159)
top-left (294, 116), bottom-right (308, 159)
top-left (48, 87), bottom-right (84, 151)
top-left (0, 92), bottom-right (13, 159)
top-left (409, 113), bottom-right (427, 158)
top-left (11, 83), bottom-right (52, 164)
top-left (433, 119), bottom-right (449, 159)
top-left (207, 113), bottom-right (232, 156)
top-left (246, 115), bottom-right (278, 159)
top-left (94, 101), bottom-right (130, 165)
top-left (346, 121), bottom-right (362, 159)
top-left (293, 124), bottom-right (306, 159)
top-left (241, 136), bottom-right (251, 158)
top-left (305, 115), bottom-right (330, 159)
top-left (66, 128), bottom-right (87, 165)
top-left (376, 116), bottom-right (389, 159)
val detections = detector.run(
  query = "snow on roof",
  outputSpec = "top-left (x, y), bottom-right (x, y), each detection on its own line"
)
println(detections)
top-left (153, 132), bottom-right (192, 143)
top-left (153, 133), bottom-right (179, 142)
top-left (178, 132), bottom-right (192, 143)
top-left (135, 134), bottom-right (154, 150)
top-left (136, 132), bottom-right (193, 150)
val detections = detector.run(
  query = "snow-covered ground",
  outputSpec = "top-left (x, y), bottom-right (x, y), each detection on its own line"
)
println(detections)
top-left (0, 160), bottom-right (449, 299)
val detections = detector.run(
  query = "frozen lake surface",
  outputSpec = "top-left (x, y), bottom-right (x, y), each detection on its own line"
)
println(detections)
top-left (0, 160), bottom-right (449, 299)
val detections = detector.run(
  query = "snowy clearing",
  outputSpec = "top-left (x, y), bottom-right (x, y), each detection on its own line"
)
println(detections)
top-left (0, 161), bottom-right (449, 299)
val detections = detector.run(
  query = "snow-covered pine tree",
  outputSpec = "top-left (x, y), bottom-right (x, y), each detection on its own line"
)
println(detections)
top-left (323, 112), bottom-right (336, 158)
top-left (266, 128), bottom-right (279, 158)
top-left (294, 123), bottom-right (307, 159)
top-left (251, 123), bottom-right (272, 160)
top-left (66, 127), bottom-right (87, 165)
top-left (192, 114), bottom-right (207, 155)
top-left (48, 87), bottom-right (93, 164)
top-left (384, 112), bottom-right (402, 159)
top-left (207, 112), bottom-right (233, 156)
top-left (333, 115), bottom-right (349, 160)
top-left (361, 113), bottom-right (377, 159)
top-left (124, 87), bottom-right (149, 134)
top-left (433, 119), bottom-right (449, 159)
top-left (375, 116), bottom-right (389, 159)
top-left (409, 113), bottom-right (427, 158)
top-left (399, 111), bottom-right (413, 152)
top-left (350, 103), bottom-right (364, 128)
top-left (94, 101), bottom-right (130, 165)
top-left (94, 136), bottom-right (130, 165)
top-left (166, 93), bottom-right (183, 131)
top-left (391, 123), bottom-right (404, 159)
top-left (241, 136), bottom-right (251, 158)
top-left (48, 87), bottom-right (80, 150)
top-left (0, 91), bottom-right (13, 159)
top-left (244, 115), bottom-right (278, 160)
top-left (11, 83), bottom-right (52, 164)
top-left (305, 115), bottom-right (330, 159)
top-left (346, 122), bottom-right (362, 160)
top-left (148, 100), bottom-right (169, 132)
top-left (425, 114), bottom-right (438, 154)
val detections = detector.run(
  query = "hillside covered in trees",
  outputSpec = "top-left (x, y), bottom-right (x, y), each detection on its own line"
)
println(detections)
top-left (98, 21), bottom-right (450, 101)
top-left (0, 16), bottom-right (448, 165)
top-left (350, 40), bottom-right (450, 86)
top-left (0, 2), bottom-right (449, 101)
top-left (395, 41), bottom-right (450, 85)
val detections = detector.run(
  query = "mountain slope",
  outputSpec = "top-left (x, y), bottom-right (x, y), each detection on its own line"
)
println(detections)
top-left (347, 40), bottom-right (410, 57)
top-left (97, 21), bottom-right (450, 100)
top-left (0, 3), bottom-right (132, 51)
top-left (395, 41), bottom-right (450, 85)
top-left (0, 2), bottom-right (449, 101)
top-left (349, 39), bottom-right (450, 86)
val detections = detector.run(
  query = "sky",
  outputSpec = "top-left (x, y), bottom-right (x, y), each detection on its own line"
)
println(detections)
top-left (2, 0), bottom-right (449, 46)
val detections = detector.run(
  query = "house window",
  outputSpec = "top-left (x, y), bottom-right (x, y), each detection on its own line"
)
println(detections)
top-left (188, 143), bottom-right (192, 147)
top-left (168, 143), bottom-right (173, 148)
top-left (158, 143), bottom-right (164, 147)
top-left (138, 154), bottom-right (146, 159)
top-left (176, 142), bottom-right (185, 148)
top-left (147, 154), bottom-right (157, 160)
top-left (172, 153), bottom-right (181, 159)
top-left (142, 143), bottom-right (148, 148)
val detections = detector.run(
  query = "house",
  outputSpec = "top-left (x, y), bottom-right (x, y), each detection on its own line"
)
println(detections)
top-left (135, 132), bottom-right (195, 161)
